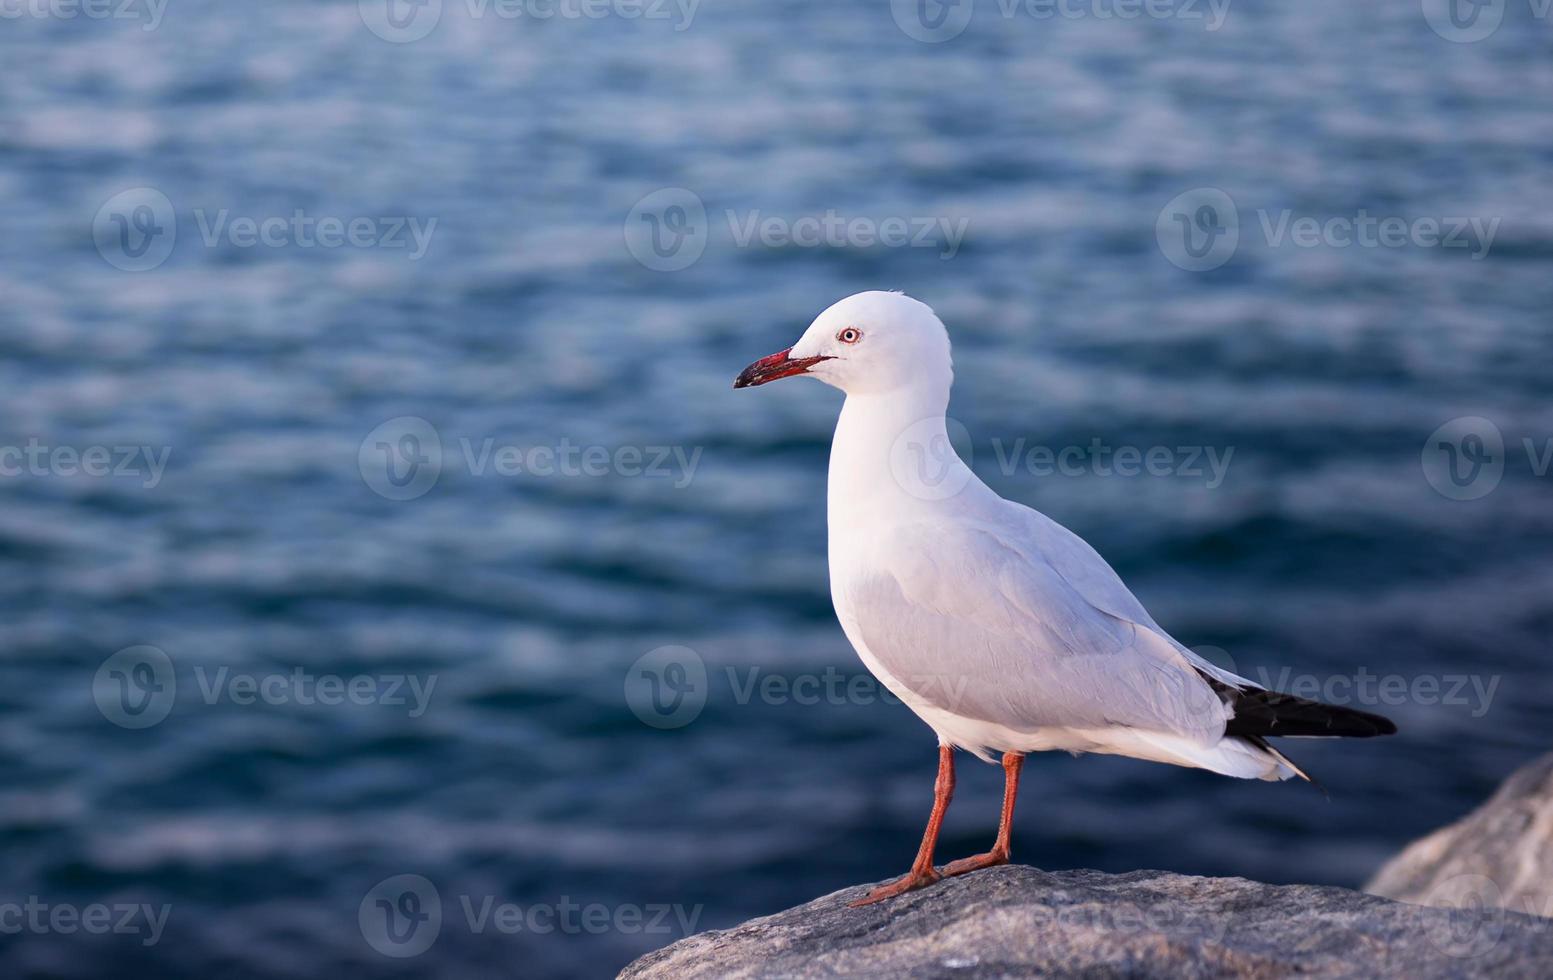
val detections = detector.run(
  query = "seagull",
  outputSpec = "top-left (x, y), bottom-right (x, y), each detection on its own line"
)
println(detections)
top-left (734, 290), bottom-right (1397, 907)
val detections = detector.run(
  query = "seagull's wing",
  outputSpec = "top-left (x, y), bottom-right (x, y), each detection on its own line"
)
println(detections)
top-left (1007, 502), bottom-right (1253, 689)
top-left (841, 514), bottom-right (1232, 746)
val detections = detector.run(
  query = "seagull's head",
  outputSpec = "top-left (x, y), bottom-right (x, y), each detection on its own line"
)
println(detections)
top-left (733, 291), bottom-right (952, 397)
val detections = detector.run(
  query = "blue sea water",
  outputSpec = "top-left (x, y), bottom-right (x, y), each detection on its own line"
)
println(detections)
top-left (1, 0), bottom-right (1552, 976)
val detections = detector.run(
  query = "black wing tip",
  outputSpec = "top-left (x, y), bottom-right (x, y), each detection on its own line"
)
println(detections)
top-left (1306, 703), bottom-right (1398, 737)
top-left (1365, 713), bottom-right (1399, 737)
top-left (1201, 672), bottom-right (1400, 739)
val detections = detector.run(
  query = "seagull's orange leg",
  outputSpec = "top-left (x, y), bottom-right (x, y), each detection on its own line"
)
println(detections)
top-left (849, 744), bottom-right (955, 907)
top-left (942, 751), bottom-right (1023, 877)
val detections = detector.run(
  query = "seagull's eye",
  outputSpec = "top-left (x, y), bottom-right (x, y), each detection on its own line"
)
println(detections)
top-left (838, 327), bottom-right (862, 345)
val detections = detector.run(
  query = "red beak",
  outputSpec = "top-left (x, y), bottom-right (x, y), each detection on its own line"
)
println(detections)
top-left (733, 348), bottom-right (832, 389)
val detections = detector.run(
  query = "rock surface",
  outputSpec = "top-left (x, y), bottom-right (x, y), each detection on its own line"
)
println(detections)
top-left (1368, 751), bottom-right (1553, 919)
top-left (621, 864), bottom-right (1553, 979)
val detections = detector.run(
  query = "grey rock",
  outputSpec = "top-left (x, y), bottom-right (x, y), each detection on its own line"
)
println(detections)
top-left (1368, 752), bottom-right (1553, 919)
top-left (621, 865), bottom-right (1553, 979)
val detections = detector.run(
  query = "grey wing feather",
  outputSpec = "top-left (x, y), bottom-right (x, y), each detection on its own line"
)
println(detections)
top-left (844, 516), bottom-right (1231, 744)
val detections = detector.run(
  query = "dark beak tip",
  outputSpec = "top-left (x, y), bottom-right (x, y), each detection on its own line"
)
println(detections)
top-left (733, 348), bottom-right (792, 390)
top-left (733, 348), bottom-right (830, 390)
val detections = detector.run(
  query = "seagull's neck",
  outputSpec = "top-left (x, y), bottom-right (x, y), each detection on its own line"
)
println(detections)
top-left (828, 378), bottom-right (961, 530)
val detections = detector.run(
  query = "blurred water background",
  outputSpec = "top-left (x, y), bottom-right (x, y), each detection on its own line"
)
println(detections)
top-left (1, 0), bottom-right (1552, 976)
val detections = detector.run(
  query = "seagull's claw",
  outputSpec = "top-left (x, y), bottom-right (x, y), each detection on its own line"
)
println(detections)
top-left (847, 867), bottom-right (942, 907)
top-left (940, 849), bottom-right (1010, 878)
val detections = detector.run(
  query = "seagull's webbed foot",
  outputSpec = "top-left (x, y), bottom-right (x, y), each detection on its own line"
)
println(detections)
top-left (847, 867), bottom-right (942, 907)
top-left (940, 847), bottom-right (1010, 878)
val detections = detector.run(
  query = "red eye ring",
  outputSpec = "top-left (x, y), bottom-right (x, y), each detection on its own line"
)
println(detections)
top-left (838, 327), bottom-right (862, 344)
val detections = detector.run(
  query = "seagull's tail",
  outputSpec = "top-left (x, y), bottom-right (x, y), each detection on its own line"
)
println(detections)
top-left (1202, 675), bottom-right (1399, 740)
top-left (1123, 729), bottom-right (1306, 782)
top-left (1070, 676), bottom-right (1397, 783)
top-left (1239, 734), bottom-right (1319, 787)
top-left (1192, 671), bottom-right (1398, 784)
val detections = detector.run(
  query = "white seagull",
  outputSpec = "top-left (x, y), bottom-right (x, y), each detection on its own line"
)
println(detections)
top-left (734, 291), bottom-right (1396, 906)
